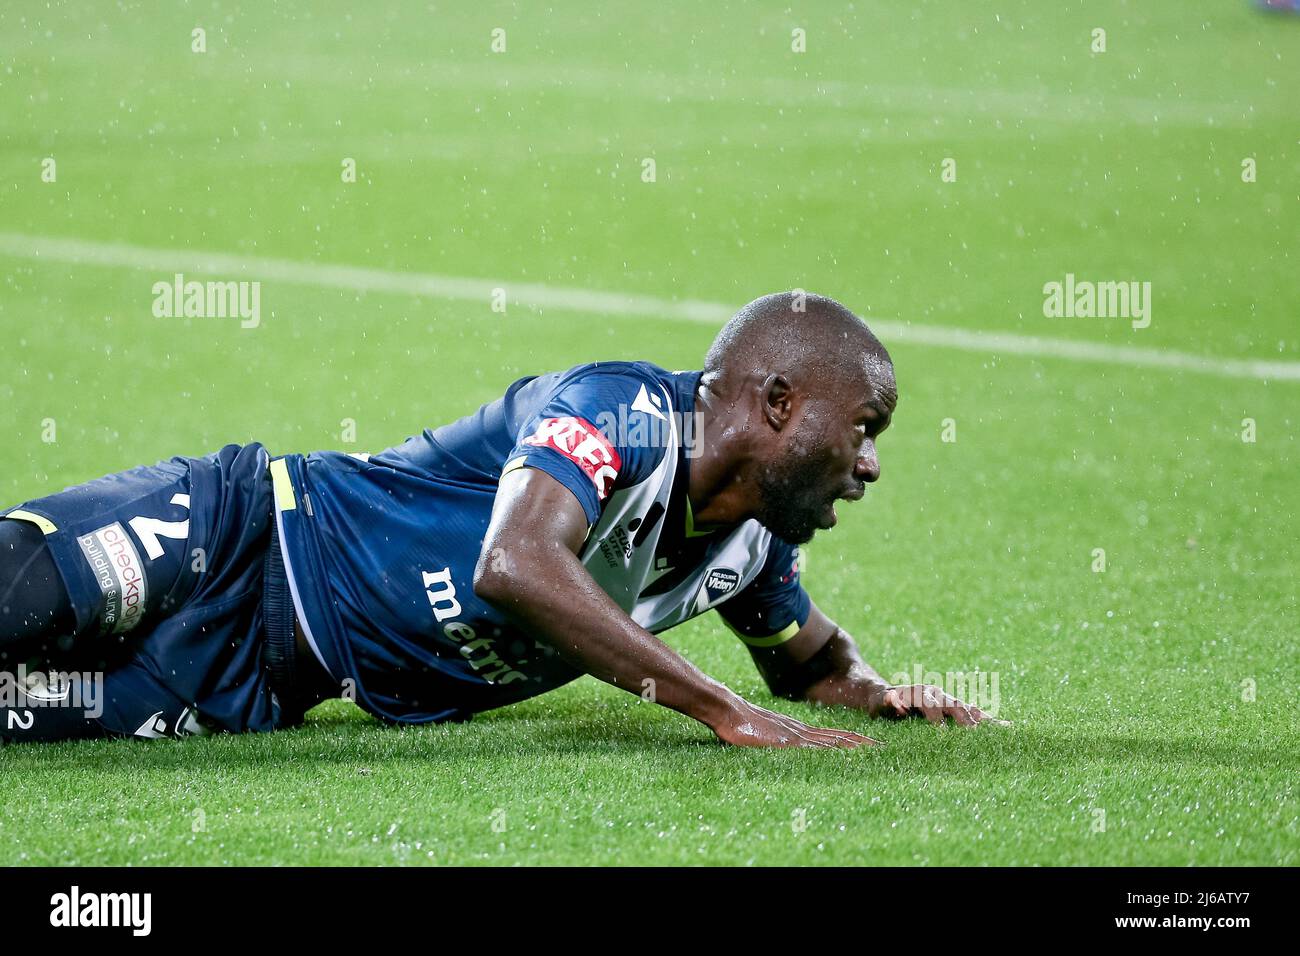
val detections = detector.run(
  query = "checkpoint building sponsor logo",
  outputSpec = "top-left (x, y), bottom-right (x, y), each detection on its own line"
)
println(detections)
top-left (521, 416), bottom-right (622, 500)
top-left (77, 522), bottom-right (148, 635)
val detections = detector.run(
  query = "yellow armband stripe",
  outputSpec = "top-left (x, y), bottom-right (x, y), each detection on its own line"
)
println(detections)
top-left (724, 618), bottom-right (802, 648)
top-left (269, 458), bottom-right (296, 512)
top-left (4, 509), bottom-right (58, 534)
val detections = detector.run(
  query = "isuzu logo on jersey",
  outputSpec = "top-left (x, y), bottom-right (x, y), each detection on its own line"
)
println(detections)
top-left (77, 522), bottom-right (148, 636)
top-left (699, 567), bottom-right (741, 609)
top-left (522, 416), bottom-right (622, 500)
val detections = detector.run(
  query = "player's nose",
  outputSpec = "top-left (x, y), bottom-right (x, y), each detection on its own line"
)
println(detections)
top-left (854, 442), bottom-right (880, 483)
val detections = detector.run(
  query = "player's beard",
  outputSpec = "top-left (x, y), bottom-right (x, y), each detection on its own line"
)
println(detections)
top-left (754, 445), bottom-right (839, 545)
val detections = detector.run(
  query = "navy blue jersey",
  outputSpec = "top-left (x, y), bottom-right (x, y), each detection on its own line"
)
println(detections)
top-left (1, 444), bottom-right (285, 738)
top-left (272, 362), bottom-right (812, 724)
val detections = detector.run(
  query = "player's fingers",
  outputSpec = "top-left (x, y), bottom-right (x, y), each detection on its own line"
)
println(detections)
top-left (881, 686), bottom-right (914, 719)
top-left (759, 705), bottom-right (817, 730)
top-left (964, 703), bottom-right (1012, 727)
top-left (789, 722), bottom-right (848, 744)
top-left (780, 723), bottom-right (827, 746)
top-left (751, 725), bottom-right (820, 748)
top-left (758, 704), bottom-right (880, 748)
top-left (826, 733), bottom-right (878, 749)
top-left (818, 731), bottom-right (874, 749)
top-left (887, 688), bottom-right (910, 718)
top-left (780, 716), bottom-right (853, 748)
top-left (772, 713), bottom-right (823, 740)
top-left (796, 721), bottom-right (879, 748)
top-left (746, 707), bottom-right (818, 743)
top-left (816, 725), bottom-right (883, 748)
top-left (951, 703), bottom-right (979, 727)
top-left (919, 688), bottom-right (947, 726)
top-left (942, 697), bottom-right (979, 727)
top-left (901, 685), bottom-right (940, 721)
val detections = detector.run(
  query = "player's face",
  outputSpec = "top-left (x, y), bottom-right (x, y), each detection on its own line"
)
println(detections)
top-left (755, 372), bottom-right (893, 544)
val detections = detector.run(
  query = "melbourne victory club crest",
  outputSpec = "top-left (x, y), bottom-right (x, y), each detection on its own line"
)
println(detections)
top-left (696, 566), bottom-right (741, 612)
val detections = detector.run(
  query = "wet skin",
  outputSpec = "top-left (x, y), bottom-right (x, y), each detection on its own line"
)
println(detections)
top-left (474, 357), bottom-right (1008, 749)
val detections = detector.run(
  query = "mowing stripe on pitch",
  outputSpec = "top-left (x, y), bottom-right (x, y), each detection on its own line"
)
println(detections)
top-left (0, 232), bottom-right (1296, 383)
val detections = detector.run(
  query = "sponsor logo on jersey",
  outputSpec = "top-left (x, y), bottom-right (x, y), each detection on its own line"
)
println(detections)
top-left (521, 416), bottom-right (621, 500)
top-left (701, 567), bottom-right (741, 606)
top-left (598, 524), bottom-right (634, 567)
top-left (631, 383), bottom-right (668, 421)
top-left (77, 522), bottom-right (148, 636)
top-left (421, 567), bottom-right (527, 685)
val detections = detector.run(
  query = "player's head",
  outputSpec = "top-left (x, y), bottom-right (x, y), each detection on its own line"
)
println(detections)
top-left (703, 291), bottom-right (895, 544)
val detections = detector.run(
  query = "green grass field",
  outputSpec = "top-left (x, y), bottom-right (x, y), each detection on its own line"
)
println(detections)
top-left (0, 1), bottom-right (1297, 865)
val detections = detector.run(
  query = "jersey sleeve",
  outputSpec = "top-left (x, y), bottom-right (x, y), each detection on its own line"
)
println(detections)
top-left (716, 537), bottom-right (812, 647)
top-left (502, 367), bottom-right (670, 526)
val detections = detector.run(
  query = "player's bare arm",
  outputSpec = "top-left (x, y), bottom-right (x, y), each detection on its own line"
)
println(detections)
top-left (684, 298), bottom-right (1002, 730)
top-left (745, 603), bottom-right (1009, 727)
top-left (474, 466), bottom-right (879, 749)
top-left (0, 291), bottom-right (993, 747)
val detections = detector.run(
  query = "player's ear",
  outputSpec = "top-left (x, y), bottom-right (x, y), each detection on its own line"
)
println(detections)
top-left (761, 373), bottom-right (795, 431)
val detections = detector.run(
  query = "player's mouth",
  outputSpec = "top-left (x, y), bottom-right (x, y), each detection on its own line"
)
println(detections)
top-left (821, 485), bottom-right (866, 529)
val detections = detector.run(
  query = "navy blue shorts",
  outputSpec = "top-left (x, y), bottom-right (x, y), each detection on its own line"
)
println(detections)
top-left (2, 443), bottom-right (290, 738)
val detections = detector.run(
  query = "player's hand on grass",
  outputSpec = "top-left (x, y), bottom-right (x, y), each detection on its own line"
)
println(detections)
top-left (868, 683), bottom-right (1011, 728)
top-left (712, 697), bottom-right (883, 749)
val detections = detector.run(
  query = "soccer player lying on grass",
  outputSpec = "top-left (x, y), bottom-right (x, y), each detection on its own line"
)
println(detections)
top-left (0, 292), bottom-right (1003, 746)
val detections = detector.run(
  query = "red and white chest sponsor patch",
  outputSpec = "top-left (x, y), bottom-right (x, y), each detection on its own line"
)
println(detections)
top-left (521, 416), bottom-right (622, 500)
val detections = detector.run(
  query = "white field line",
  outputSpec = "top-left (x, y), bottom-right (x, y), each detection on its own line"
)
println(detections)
top-left (257, 54), bottom-right (1268, 128)
top-left (15, 43), bottom-right (1262, 128)
top-left (0, 232), bottom-right (1296, 383)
